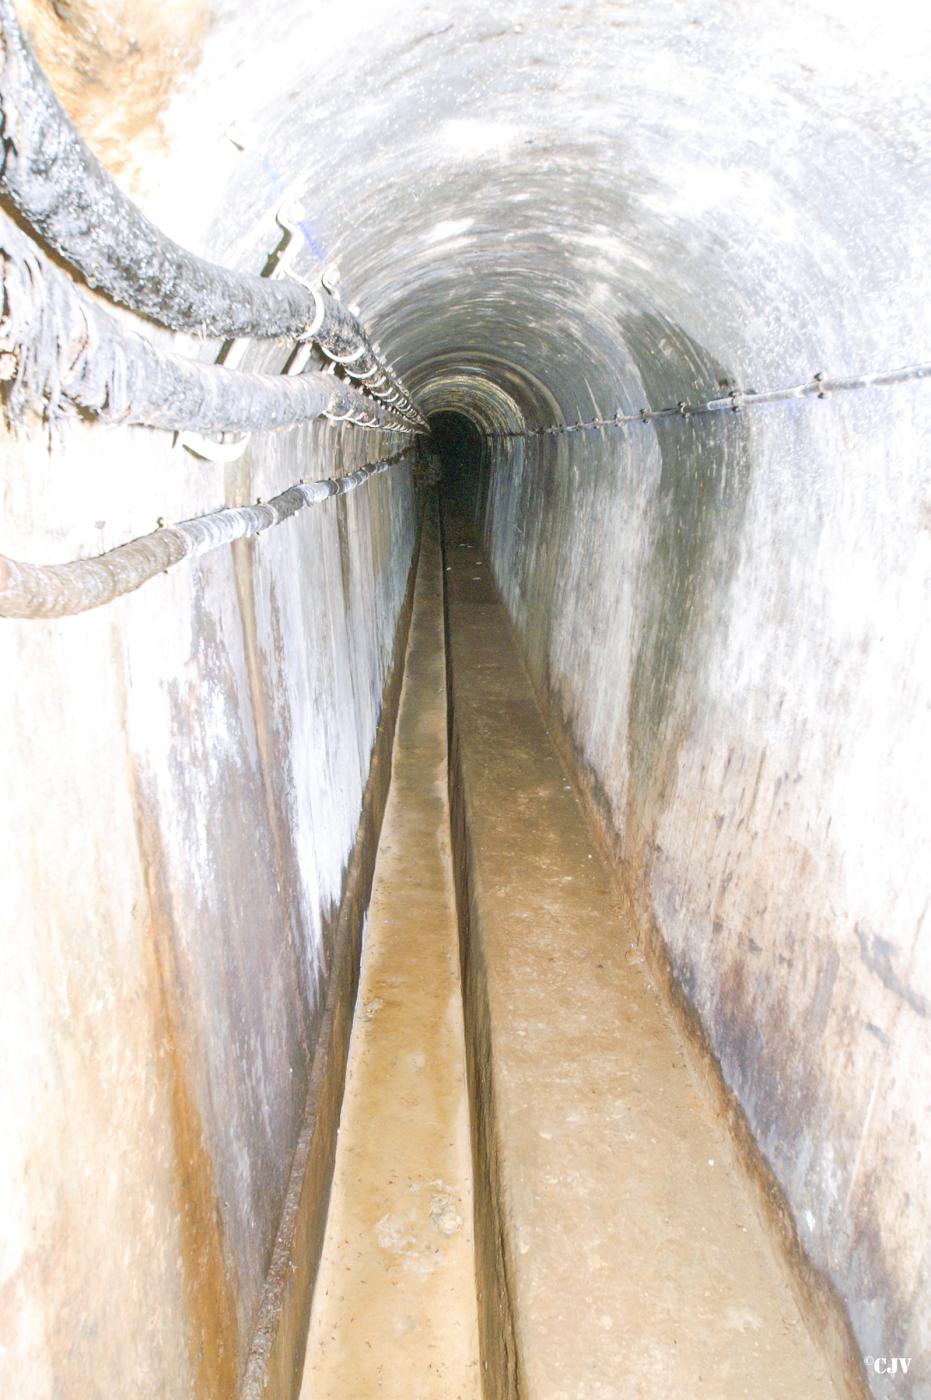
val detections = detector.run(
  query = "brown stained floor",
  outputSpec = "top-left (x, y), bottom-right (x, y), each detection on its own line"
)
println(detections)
top-left (299, 503), bottom-right (481, 1400)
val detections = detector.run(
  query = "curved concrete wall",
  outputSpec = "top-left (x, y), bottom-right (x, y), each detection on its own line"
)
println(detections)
top-left (2, 0), bottom-right (930, 1393)
top-left (0, 413), bottom-right (417, 1395)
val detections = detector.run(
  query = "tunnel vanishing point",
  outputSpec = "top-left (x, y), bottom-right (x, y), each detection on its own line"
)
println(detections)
top-left (1, 0), bottom-right (930, 1396)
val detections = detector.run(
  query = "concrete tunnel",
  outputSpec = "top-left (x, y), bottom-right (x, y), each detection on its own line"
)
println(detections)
top-left (1, 0), bottom-right (930, 1395)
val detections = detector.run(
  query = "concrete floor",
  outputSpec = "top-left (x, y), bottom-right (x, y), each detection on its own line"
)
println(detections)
top-left (299, 502), bottom-right (481, 1400)
top-left (443, 503), bottom-right (845, 1398)
top-left (297, 493), bottom-right (846, 1398)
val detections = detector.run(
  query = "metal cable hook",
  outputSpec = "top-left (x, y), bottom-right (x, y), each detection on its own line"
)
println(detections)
top-left (322, 342), bottom-right (370, 367)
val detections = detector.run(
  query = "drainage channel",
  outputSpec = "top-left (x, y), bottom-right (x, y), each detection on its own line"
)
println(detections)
top-left (299, 493), bottom-right (849, 1400)
top-left (299, 497), bottom-right (481, 1400)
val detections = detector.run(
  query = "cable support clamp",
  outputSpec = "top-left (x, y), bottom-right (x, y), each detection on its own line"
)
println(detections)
top-left (177, 430), bottom-right (252, 463)
top-left (286, 344), bottom-right (315, 377)
top-left (322, 341), bottom-right (370, 367)
top-left (301, 281), bottom-right (326, 340)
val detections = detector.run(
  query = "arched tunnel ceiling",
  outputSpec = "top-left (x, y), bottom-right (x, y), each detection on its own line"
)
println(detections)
top-left (23, 0), bottom-right (931, 428)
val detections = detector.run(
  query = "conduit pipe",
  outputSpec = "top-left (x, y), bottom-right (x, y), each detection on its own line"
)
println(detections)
top-left (0, 453), bottom-right (407, 619)
top-left (0, 0), bottom-right (424, 427)
top-left (484, 362), bottom-right (931, 437)
top-left (0, 213), bottom-right (414, 436)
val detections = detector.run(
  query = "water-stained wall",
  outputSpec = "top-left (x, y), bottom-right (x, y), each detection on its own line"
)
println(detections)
top-left (0, 410), bottom-right (417, 1397)
top-left (0, 3), bottom-right (427, 1389)
top-left (475, 347), bottom-right (931, 1391)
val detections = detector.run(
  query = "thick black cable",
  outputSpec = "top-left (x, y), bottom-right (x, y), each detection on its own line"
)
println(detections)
top-left (0, 0), bottom-right (422, 423)
top-left (0, 454), bottom-right (408, 619)
top-left (0, 212), bottom-right (412, 435)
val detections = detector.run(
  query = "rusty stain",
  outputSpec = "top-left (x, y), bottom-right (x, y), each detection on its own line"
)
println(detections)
top-left (111, 618), bottom-right (240, 1399)
top-left (14, 0), bottom-right (209, 177)
top-left (132, 789), bottom-right (240, 1400)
